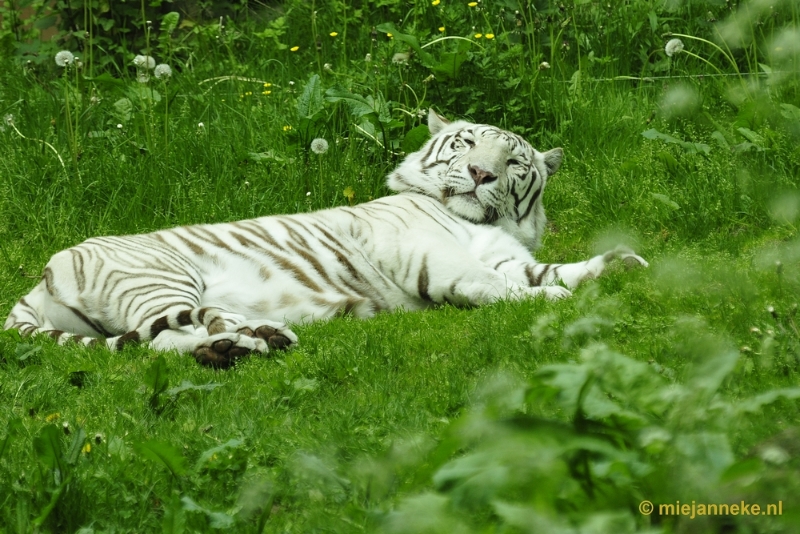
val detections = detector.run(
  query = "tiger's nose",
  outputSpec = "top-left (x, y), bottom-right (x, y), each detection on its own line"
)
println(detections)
top-left (468, 164), bottom-right (497, 186)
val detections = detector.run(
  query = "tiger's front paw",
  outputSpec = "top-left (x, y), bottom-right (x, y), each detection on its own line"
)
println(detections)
top-left (193, 333), bottom-right (268, 368)
top-left (233, 319), bottom-right (298, 351)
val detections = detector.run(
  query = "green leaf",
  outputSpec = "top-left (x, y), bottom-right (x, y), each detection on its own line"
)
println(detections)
top-left (33, 14), bottom-right (58, 30)
top-left (297, 74), bottom-right (324, 120)
top-left (144, 355), bottom-right (170, 403)
top-left (0, 416), bottom-right (23, 461)
top-left (128, 85), bottom-right (162, 103)
top-left (162, 493), bottom-right (186, 534)
top-left (181, 496), bottom-right (234, 529)
top-left (166, 380), bottom-right (224, 397)
top-left (195, 439), bottom-right (246, 472)
top-left (325, 87), bottom-right (374, 118)
top-left (161, 12), bottom-right (180, 35)
top-left (710, 130), bottom-right (730, 150)
top-left (736, 127), bottom-right (765, 146)
top-left (641, 128), bottom-right (710, 155)
top-left (15, 343), bottom-right (41, 362)
top-left (375, 23), bottom-right (434, 65)
top-left (65, 427), bottom-right (87, 466)
top-left (430, 39), bottom-right (471, 79)
top-left (780, 103), bottom-right (800, 121)
top-left (720, 457), bottom-right (764, 483)
top-left (112, 97), bottom-right (133, 122)
top-left (33, 425), bottom-right (64, 474)
top-left (685, 349), bottom-right (739, 396)
top-left (737, 388), bottom-right (800, 414)
top-left (133, 440), bottom-right (188, 478)
top-left (650, 193), bottom-right (680, 210)
top-left (401, 125), bottom-right (431, 154)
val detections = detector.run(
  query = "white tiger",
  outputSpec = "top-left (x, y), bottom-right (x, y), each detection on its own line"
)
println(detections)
top-left (4, 110), bottom-right (647, 367)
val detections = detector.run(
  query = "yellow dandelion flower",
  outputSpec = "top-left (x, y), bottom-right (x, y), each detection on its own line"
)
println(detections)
top-left (245, 91), bottom-right (252, 96)
top-left (468, 1), bottom-right (478, 6)
top-left (82, 443), bottom-right (92, 454)
top-left (485, 33), bottom-right (495, 39)
top-left (439, 26), bottom-right (445, 32)
top-left (283, 125), bottom-right (293, 131)
top-left (474, 33), bottom-right (483, 38)
top-left (432, 0), bottom-right (440, 4)
top-left (290, 46), bottom-right (299, 52)
top-left (262, 90), bottom-right (272, 95)
top-left (330, 32), bottom-right (338, 37)
top-left (263, 82), bottom-right (272, 87)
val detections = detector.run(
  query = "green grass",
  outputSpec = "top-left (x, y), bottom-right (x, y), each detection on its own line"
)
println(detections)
top-left (1, 1), bottom-right (800, 532)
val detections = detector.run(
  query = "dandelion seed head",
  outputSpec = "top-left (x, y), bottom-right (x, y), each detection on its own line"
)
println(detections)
top-left (365, 53), bottom-right (372, 62)
top-left (55, 50), bottom-right (75, 67)
top-left (323, 63), bottom-right (333, 72)
top-left (4, 114), bottom-right (14, 126)
top-left (306, 191), bottom-right (311, 196)
top-left (137, 73), bottom-right (150, 84)
top-left (392, 52), bottom-right (410, 64)
top-left (133, 55), bottom-right (156, 70)
top-left (154, 63), bottom-right (172, 80)
top-left (310, 138), bottom-right (329, 154)
top-left (117, 124), bottom-right (123, 129)
top-left (665, 38), bottom-right (684, 57)
top-left (198, 122), bottom-right (205, 128)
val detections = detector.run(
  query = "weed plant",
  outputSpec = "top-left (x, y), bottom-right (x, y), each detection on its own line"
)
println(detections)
top-left (0, 0), bottom-right (799, 532)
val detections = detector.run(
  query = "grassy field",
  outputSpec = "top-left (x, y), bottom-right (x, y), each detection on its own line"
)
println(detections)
top-left (1, 1), bottom-right (799, 532)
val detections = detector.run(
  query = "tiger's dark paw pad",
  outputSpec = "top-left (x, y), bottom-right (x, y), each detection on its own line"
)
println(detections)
top-left (193, 334), bottom-right (267, 369)
top-left (234, 320), bottom-right (298, 351)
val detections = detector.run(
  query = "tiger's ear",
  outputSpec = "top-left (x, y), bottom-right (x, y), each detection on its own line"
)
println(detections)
top-left (543, 148), bottom-right (563, 177)
top-left (428, 108), bottom-right (451, 135)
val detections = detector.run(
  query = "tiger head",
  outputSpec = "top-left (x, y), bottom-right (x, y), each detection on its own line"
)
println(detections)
top-left (387, 109), bottom-right (562, 251)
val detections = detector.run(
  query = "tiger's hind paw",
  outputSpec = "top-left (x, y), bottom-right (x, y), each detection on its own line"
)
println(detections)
top-left (602, 245), bottom-right (649, 269)
top-left (193, 333), bottom-right (267, 368)
top-left (233, 320), bottom-right (298, 351)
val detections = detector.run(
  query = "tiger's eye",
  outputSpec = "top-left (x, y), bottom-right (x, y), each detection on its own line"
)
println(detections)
top-left (464, 138), bottom-right (475, 147)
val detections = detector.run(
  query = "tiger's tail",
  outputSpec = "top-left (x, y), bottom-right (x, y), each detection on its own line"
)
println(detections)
top-left (5, 279), bottom-right (229, 351)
